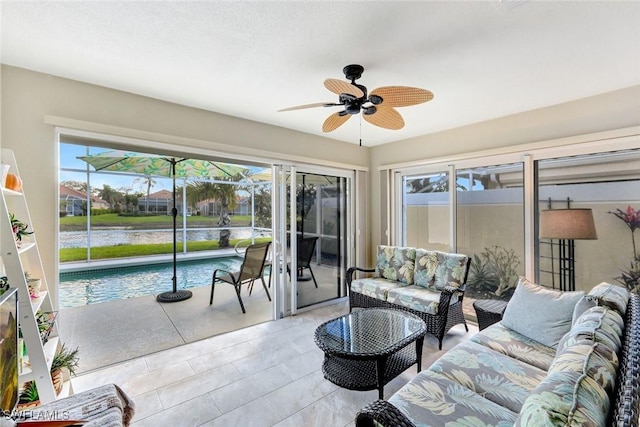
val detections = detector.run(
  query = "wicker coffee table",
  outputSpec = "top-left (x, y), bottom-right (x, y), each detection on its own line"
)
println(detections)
top-left (314, 308), bottom-right (427, 399)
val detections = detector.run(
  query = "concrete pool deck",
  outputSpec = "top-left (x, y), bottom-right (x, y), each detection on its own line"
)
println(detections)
top-left (58, 259), bottom-right (346, 374)
top-left (59, 283), bottom-right (275, 373)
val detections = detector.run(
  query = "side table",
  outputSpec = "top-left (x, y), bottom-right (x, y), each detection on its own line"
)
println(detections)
top-left (473, 299), bottom-right (508, 331)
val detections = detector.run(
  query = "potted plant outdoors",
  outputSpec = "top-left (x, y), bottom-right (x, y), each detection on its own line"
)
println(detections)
top-left (609, 205), bottom-right (640, 293)
top-left (25, 272), bottom-right (42, 299)
top-left (9, 213), bottom-right (33, 247)
top-left (50, 344), bottom-right (79, 395)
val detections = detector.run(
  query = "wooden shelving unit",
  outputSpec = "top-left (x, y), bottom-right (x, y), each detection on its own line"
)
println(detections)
top-left (0, 148), bottom-right (72, 404)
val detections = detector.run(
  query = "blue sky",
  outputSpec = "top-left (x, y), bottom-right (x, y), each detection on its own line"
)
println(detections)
top-left (60, 143), bottom-right (173, 194)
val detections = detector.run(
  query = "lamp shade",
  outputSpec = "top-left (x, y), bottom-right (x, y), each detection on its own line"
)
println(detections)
top-left (539, 209), bottom-right (598, 240)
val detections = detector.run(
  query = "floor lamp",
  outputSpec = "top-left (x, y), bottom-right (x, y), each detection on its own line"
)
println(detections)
top-left (539, 208), bottom-right (597, 291)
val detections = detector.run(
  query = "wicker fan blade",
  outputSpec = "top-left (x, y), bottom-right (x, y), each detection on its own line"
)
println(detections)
top-left (324, 78), bottom-right (364, 98)
top-left (322, 112), bottom-right (352, 132)
top-left (363, 106), bottom-right (405, 130)
top-left (278, 102), bottom-right (339, 112)
top-left (370, 86), bottom-right (434, 107)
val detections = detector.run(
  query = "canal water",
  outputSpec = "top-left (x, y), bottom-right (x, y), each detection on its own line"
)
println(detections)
top-left (59, 228), bottom-right (256, 248)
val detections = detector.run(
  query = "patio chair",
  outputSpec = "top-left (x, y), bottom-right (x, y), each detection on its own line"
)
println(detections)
top-left (287, 236), bottom-right (319, 288)
top-left (209, 241), bottom-right (272, 313)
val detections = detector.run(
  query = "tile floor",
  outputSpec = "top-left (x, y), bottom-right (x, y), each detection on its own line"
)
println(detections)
top-left (71, 300), bottom-right (478, 427)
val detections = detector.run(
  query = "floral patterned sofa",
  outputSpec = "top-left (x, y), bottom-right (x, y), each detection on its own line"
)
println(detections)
top-left (347, 245), bottom-right (471, 350)
top-left (355, 280), bottom-right (640, 427)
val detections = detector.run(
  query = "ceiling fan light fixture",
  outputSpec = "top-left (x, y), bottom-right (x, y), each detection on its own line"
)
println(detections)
top-left (369, 95), bottom-right (383, 105)
top-left (363, 106), bottom-right (377, 115)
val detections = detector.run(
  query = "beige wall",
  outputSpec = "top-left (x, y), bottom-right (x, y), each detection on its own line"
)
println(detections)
top-left (369, 85), bottom-right (640, 254)
top-left (0, 65), bottom-right (369, 303)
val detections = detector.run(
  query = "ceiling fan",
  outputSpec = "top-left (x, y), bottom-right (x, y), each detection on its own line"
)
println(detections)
top-left (278, 64), bottom-right (434, 133)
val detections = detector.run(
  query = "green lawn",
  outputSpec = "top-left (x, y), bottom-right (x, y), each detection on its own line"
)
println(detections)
top-left (60, 213), bottom-right (254, 231)
top-left (59, 237), bottom-right (272, 262)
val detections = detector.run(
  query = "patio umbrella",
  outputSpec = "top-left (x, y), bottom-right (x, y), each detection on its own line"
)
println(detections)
top-left (78, 150), bottom-right (245, 303)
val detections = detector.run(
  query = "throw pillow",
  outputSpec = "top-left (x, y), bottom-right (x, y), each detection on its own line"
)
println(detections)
top-left (414, 249), bottom-right (438, 289)
top-left (375, 245), bottom-right (416, 285)
top-left (433, 251), bottom-right (469, 290)
top-left (502, 277), bottom-right (585, 348)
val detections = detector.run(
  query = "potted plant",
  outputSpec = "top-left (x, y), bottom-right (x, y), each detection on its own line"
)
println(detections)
top-left (17, 380), bottom-right (39, 409)
top-left (50, 344), bottom-right (79, 395)
top-left (36, 311), bottom-right (57, 345)
top-left (25, 272), bottom-right (42, 299)
top-left (9, 213), bottom-right (33, 246)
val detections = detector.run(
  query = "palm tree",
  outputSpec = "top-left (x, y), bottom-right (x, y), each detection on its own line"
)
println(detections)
top-left (186, 182), bottom-right (216, 216)
top-left (135, 175), bottom-right (157, 213)
top-left (97, 185), bottom-right (123, 212)
top-left (187, 173), bottom-right (247, 248)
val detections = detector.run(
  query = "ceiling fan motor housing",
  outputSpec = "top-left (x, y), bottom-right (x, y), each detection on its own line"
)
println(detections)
top-left (343, 81), bottom-right (369, 114)
top-left (343, 64), bottom-right (364, 81)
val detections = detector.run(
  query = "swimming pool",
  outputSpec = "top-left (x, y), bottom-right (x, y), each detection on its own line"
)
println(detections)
top-left (59, 256), bottom-right (244, 308)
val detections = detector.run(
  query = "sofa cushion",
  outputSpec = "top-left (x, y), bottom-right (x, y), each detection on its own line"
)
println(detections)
top-left (428, 341), bottom-right (547, 413)
top-left (389, 369), bottom-right (518, 427)
top-left (471, 323), bottom-right (557, 371)
top-left (502, 277), bottom-right (584, 348)
top-left (433, 251), bottom-right (469, 290)
top-left (550, 340), bottom-right (619, 395)
top-left (557, 306), bottom-right (624, 355)
top-left (588, 282), bottom-right (629, 317)
top-left (572, 295), bottom-right (599, 326)
top-left (349, 277), bottom-right (408, 301)
top-left (386, 285), bottom-right (458, 315)
top-left (375, 245), bottom-right (416, 285)
top-left (414, 248), bottom-right (438, 289)
top-left (576, 305), bottom-right (625, 336)
top-left (515, 370), bottom-right (609, 426)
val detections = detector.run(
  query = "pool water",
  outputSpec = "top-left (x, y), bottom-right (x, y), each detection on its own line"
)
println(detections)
top-left (59, 256), bottom-right (243, 308)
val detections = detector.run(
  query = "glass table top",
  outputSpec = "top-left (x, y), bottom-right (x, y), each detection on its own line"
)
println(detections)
top-left (314, 308), bottom-right (427, 357)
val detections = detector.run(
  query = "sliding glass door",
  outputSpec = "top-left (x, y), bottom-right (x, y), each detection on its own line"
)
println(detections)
top-left (271, 165), bottom-right (353, 316)
top-left (292, 171), bottom-right (349, 309)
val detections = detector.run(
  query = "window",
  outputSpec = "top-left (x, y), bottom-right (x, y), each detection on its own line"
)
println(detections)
top-left (457, 163), bottom-right (524, 302)
top-left (402, 171), bottom-right (451, 251)
top-left (59, 142), bottom-right (271, 263)
top-left (536, 150), bottom-right (640, 293)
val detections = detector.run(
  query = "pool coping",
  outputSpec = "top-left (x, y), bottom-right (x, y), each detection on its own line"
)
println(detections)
top-left (59, 248), bottom-right (242, 272)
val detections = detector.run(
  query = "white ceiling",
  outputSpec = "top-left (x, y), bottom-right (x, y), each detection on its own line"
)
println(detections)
top-left (1, 1), bottom-right (639, 147)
